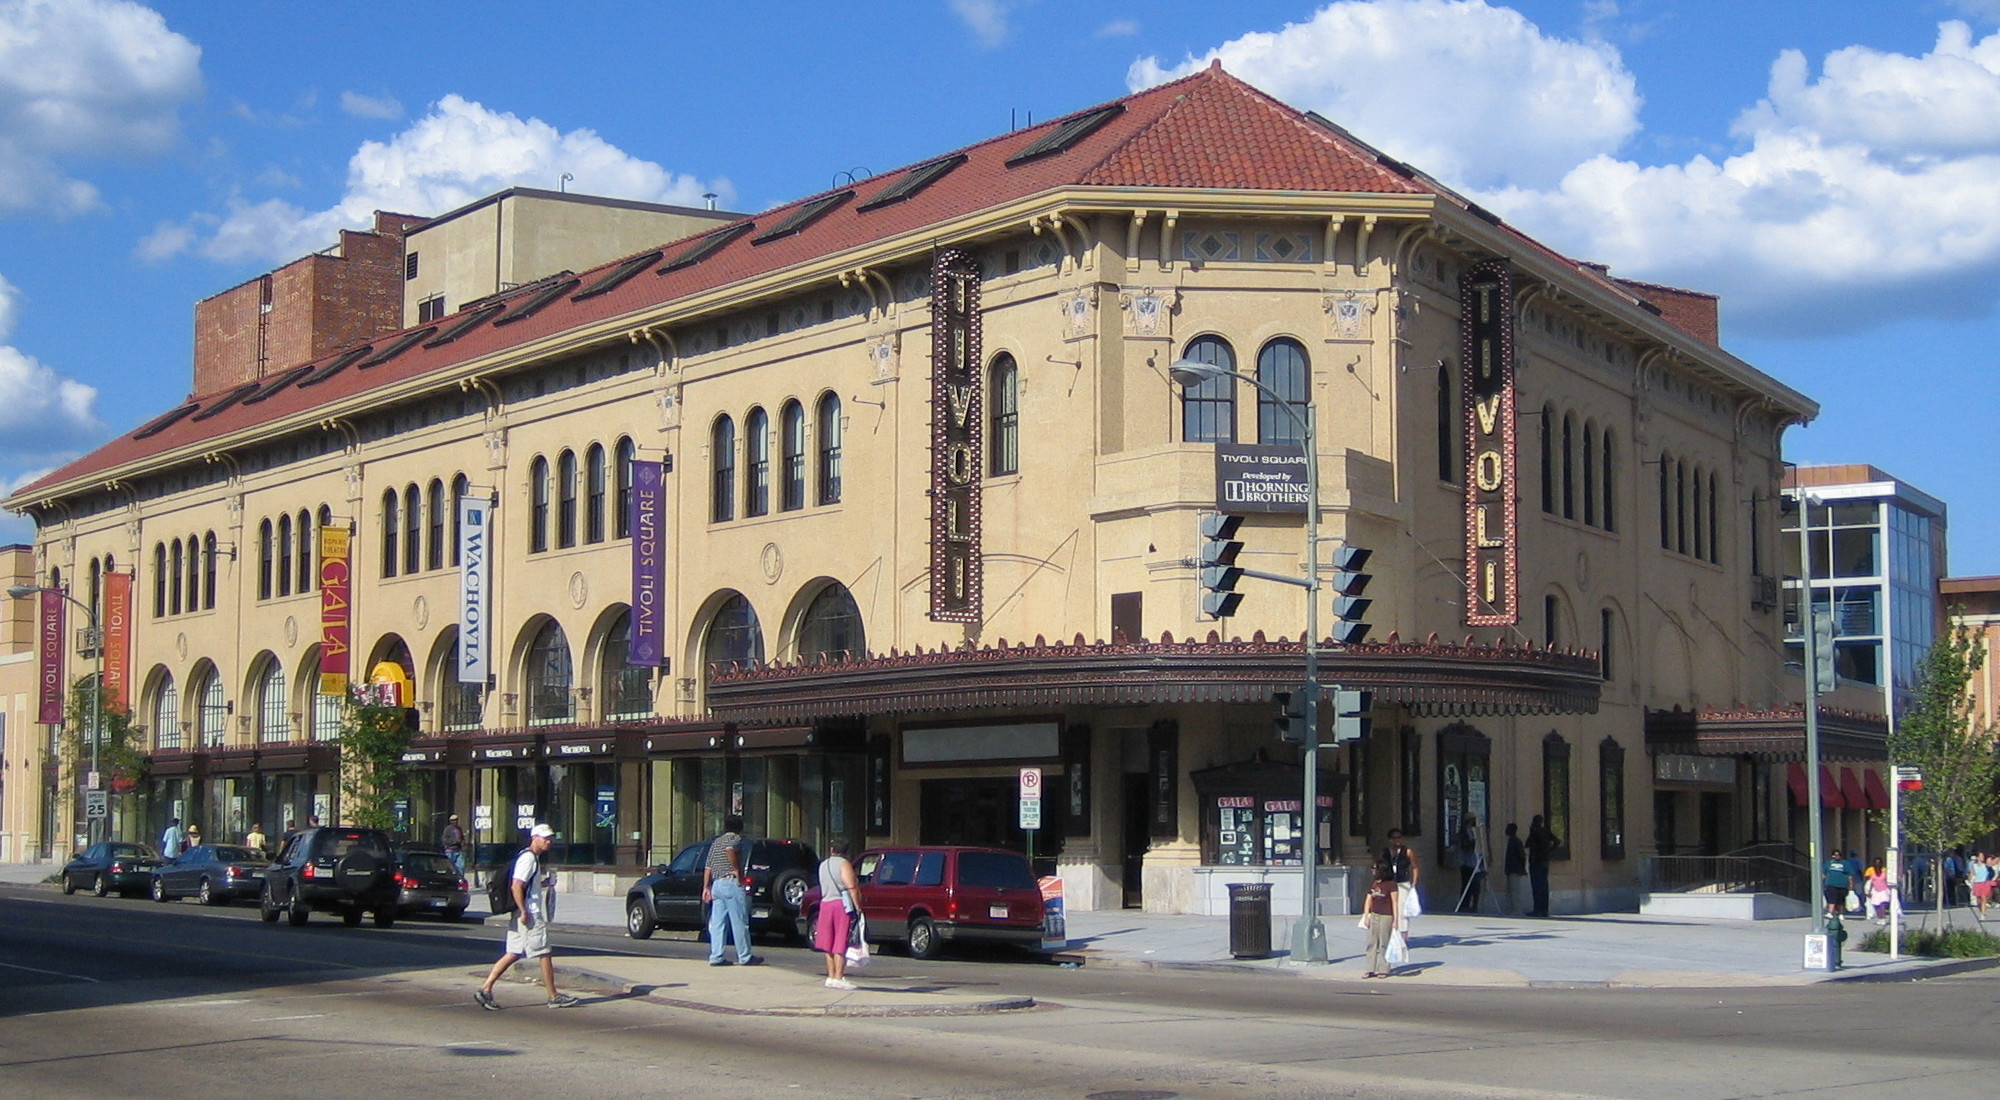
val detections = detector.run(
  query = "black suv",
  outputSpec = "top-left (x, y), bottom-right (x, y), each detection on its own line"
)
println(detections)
top-left (625, 837), bottom-right (818, 941)
top-left (259, 826), bottom-right (402, 927)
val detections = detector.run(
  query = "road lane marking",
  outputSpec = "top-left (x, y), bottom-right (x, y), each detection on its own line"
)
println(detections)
top-left (0, 960), bottom-right (99, 982)
top-left (251, 1013), bottom-right (328, 1021)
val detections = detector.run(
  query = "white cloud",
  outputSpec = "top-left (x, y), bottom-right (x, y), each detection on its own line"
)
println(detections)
top-left (340, 90), bottom-right (403, 120)
top-left (134, 219), bottom-right (196, 262)
top-left (0, 273), bottom-right (102, 457)
top-left (1948, 0), bottom-right (2000, 23)
top-left (952, 0), bottom-right (1012, 48)
top-left (1485, 20), bottom-right (2000, 333)
top-left (169, 94), bottom-right (731, 265)
top-left (0, 0), bottom-right (201, 214)
top-left (1126, 0), bottom-right (1641, 190)
top-left (1097, 18), bottom-right (1139, 38)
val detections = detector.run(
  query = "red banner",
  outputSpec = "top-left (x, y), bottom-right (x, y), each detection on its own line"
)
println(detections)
top-left (318, 526), bottom-right (351, 695)
top-left (103, 572), bottom-right (132, 713)
top-left (37, 589), bottom-right (65, 724)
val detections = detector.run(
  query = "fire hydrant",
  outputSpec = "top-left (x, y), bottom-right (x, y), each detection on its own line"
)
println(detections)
top-left (1825, 913), bottom-right (1847, 969)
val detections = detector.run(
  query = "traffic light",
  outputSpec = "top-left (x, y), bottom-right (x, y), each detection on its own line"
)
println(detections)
top-left (1273, 689), bottom-right (1309, 743)
top-left (1328, 545), bottom-right (1372, 644)
top-left (1810, 616), bottom-right (1836, 693)
top-left (1198, 513), bottom-right (1246, 617)
top-left (1331, 689), bottom-right (1373, 742)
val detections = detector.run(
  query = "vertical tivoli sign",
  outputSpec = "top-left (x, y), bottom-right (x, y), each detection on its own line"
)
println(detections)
top-left (1461, 259), bottom-right (1519, 627)
top-left (930, 248), bottom-right (983, 623)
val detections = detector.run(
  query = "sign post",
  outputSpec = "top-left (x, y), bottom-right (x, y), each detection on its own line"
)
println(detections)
top-left (1891, 765), bottom-right (1922, 960)
top-left (1019, 767), bottom-right (1042, 863)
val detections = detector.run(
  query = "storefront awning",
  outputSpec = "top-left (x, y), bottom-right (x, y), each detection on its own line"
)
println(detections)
top-left (1840, 767), bottom-right (1867, 811)
top-left (1863, 768), bottom-right (1891, 810)
top-left (706, 633), bottom-right (1603, 722)
top-left (1646, 705), bottom-right (1888, 761)
top-left (1785, 763), bottom-right (1847, 808)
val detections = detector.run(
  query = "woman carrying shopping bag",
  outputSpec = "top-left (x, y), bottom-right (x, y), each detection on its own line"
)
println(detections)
top-left (1361, 862), bottom-right (1402, 978)
top-left (815, 839), bottom-right (863, 990)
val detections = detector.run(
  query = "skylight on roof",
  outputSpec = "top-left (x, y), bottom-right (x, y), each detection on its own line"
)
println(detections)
top-left (857, 155), bottom-right (967, 212)
top-left (241, 363), bottom-right (317, 406)
top-left (190, 382), bottom-right (263, 422)
top-left (658, 222), bottom-right (754, 273)
top-left (132, 403), bottom-right (199, 440)
top-left (1005, 105), bottom-right (1124, 166)
top-left (572, 251), bottom-right (664, 301)
top-left (358, 327), bottom-right (437, 369)
top-left (423, 303), bottom-right (505, 347)
top-left (752, 191), bottom-right (852, 244)
top-left (493, 277), bottom-right (580, 326)
top-left (296, 346), bottom-right (372, 389)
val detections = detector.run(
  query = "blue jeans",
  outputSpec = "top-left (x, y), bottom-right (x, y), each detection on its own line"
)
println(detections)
top-left (706, 879), bottom-right (752, 963)
top-left (447, 850), bottom-right (465, 876)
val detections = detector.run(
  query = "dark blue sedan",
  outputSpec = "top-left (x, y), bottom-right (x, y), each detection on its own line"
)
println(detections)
top-left (150, 844), bottom-right (270, 905)
top-left (60, 842), bottom-right (162, 897)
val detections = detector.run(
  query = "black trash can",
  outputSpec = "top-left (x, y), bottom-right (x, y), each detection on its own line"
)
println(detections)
top-left (1227, 882), bottom-right (1273, 958)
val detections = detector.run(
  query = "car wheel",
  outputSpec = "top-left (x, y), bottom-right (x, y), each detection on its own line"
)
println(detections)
top-left (92, 873), bottom-right (110, 898)
top-left (373, 909), bottom-right (396, 928)
top-left (61, 873), bottom-right (76, 896)
top-left (259, 883), bottom-right (281, 922)
top-left (625, 897), bottom-right (655, 940)
top-left (151, 877), bottom-right (168, 902)
top-left (286, 889), bottom-right (310, 926)
top-left (198, 879), bottom-right (218, 906)
top-left (341, 908), bottom-right (363, 926)
top-left (907, 915), bottom-right (940, 960)
top-left (773, 870), bottom-right (810, 913)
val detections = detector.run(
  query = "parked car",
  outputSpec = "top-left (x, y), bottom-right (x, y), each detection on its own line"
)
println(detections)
top-left (258, 825), bottom-right (402, 927)
top-left (812, 846), bottom-right (1045, 960)
top-left (60, 842), bottom-right (162, 898)
top-left (391, 845), bottom-right (470, 921)
top-left (624, 837), bottom-right (818, 940)
top-left (150, 844), bottom-right (269, 905)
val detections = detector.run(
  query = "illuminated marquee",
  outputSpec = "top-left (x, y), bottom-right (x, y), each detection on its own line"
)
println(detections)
top-left (929, 248), bottom-right (983, 622)
top-left (1461, 259), bottom-right (1519, 626)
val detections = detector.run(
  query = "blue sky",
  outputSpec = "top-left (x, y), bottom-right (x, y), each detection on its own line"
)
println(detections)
top-left (0, 0), bottom-right (1994, 575)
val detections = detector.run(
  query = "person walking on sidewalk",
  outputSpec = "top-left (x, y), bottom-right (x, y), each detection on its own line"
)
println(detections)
top-left (1380, 829), bottom-right (1421, 932)
top-left (160, 818), bottom-right (184, 860)
top-left (1501, 822), bottom-right (1528, 916)
top-left (1821, 853), bottom-right (1853, 919)
top-left (475, 823), bottom-right (580, 1010)
top-left (816, 839), bottom-right (862, 990)
top-left (702, 815), bottom-right (758, 966)
top-left (440, 813), bottom-right (467, 875)
top-left (1526, 815), bottom-right (1557, 917)
top-left (1453, 813), bottom-right (1486, 913)
top-left (1361, 862), bottom-right (1401, 978)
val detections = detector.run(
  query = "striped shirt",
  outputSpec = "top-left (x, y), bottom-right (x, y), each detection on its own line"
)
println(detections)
top-left (706, 832), bottom-right (745, 882)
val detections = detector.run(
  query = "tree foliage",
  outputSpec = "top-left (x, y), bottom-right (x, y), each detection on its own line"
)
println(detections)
top-left (337, 700), bottom-right (414, 830)
top-left (1887, 621), bottom-right (1999, 861)
top-left (59, 675), bottom-right (147, 790)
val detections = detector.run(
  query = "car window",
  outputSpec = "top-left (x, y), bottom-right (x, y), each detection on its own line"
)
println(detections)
top-left (184, 846), bottom-right (208, 861)
top-left (856, 853), bottom-right (881, 880)
top-left (874, 851), bottom-right (917, 886)
top-left (323, 830), bottom-right (392, 861)
top-left (914, 851), bottom-right (945, 886)
top-left (667, 843), bottom-right (707, 874)
top-left (957, 851), bottom-right (1036, 889)
top-left (404, 853), bottom-right (456, 876)
top-left (214, 846), bottom-right (260, 862)
top-left (109, 844), bottom-right (147, 860)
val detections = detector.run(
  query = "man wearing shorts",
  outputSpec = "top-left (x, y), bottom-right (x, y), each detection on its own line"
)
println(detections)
top-left (475, 823), bottom-right (580, 1009)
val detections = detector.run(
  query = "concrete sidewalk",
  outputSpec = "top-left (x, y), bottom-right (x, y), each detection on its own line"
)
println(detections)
top-left (4, 860), bottom-right (1984, 1011)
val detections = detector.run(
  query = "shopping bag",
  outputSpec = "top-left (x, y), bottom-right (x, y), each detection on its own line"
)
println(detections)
top-left (1385, 929), bottom-right (1409, 967)
top-left (844, 911), bottom-right (870, 969)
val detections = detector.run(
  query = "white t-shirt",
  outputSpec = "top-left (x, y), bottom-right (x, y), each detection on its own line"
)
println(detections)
top-left (511, 849), bottom-right (554, 920)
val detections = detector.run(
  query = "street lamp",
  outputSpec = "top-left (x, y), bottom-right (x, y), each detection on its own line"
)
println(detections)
top-left (1168, 358), bottom-right (1330, 963)
top-left (1787, 491), bottom-right (1828, 940)
top-left (8, 583), bottom-right (103, 844)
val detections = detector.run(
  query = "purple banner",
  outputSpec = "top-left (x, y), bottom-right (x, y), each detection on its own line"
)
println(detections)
top-left (629, 459), bottom-right (665, 667)
top-left (37, 589), bottom-right (64, 724)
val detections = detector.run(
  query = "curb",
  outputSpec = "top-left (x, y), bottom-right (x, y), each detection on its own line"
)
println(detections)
top-left (558, 964), bottom-right (1037, 1017)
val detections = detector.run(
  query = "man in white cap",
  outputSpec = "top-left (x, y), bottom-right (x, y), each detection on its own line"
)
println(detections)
top-left (475, 823), bottom-right (580, 1009)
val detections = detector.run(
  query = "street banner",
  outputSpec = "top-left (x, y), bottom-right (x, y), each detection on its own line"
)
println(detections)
top-left (317, 525), bottom-right (350, 695)
top-left (629, 459), bottom-right (664, 666)
top-left (458, 495), bottom-right (489, 683)
top-left (103, 572), bottom-right (132, 712)
top-left (36, 589), bottom-right (64, 723)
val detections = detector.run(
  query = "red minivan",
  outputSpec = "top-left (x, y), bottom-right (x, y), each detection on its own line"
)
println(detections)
top-left (853, 846), bottom-right (1045, 959)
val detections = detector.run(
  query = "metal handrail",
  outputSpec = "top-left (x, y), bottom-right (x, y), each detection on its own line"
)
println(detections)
top-left (1645, 853), bottom-right (1810, 901)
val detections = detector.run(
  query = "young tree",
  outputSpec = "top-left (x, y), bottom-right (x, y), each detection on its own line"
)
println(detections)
top-left (59, 675), bottom-right (148, 796)
top-left (1886, 621), bottom-right (1999, 925)
top-left (337, 696), bottom-right (414, 830)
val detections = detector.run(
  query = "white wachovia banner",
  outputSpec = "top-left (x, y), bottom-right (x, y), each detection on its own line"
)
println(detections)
top-left (459, 495), bottom-right (490, 683)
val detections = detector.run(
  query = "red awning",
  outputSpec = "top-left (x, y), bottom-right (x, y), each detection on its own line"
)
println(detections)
top-left (1786, 762), bottom-right (1847, 808)
top-left (1839, 768), bottom-right (1866, 811)
top-left (1863, 769), bottom-right (1890, 810)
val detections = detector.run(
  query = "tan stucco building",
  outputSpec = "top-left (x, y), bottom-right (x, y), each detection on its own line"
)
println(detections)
top-left (6, 67), bottom-right (1847, 915)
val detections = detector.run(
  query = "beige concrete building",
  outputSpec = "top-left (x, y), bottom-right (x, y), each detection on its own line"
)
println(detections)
top-left (1, 543), bottom-right (48, 860)
top-left (6, 67), bottom-right (1840, 914)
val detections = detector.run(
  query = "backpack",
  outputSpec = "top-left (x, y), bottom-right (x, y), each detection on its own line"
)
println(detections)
top-left (487, 851), bottom-right (529, 915)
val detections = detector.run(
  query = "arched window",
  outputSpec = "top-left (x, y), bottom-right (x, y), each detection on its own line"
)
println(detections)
top-left (1675, 460), bottom-right (1689, 555)
top-left (197, 667), bottom-right (227, 748)
top-left (816, 395), bottom-right (842, 505)
top-left (614, 437), bottom-right (636, 538)
top-left (450, 476), bottom-right (470, 565)
top-left (1178, 335), bottom-right (1235, 444)
top-left (526, 619), bottom-right (574, 724)
top-left (1560, 413), bottom-right (1576, 520)
top-left (1691, 466), bottom-right (1705, 563)
top-left (257, 520), bottom-right (274, 600)
top-left (599, 609), bottom-right (653, 719)
top-left (1707, 471), bottom-right (1720, 563)
top-left (403, 484), bottom-right (421, 574)
top-left (1437, 364), bottom-right (1456, 484)
top-left (1544, 594), bottom-right (1560, 648)
top-left (183, 535), bottom-right (199, 613)
top-left (1582, 422), bottom-right (1597, 527)
top-left (704, 593), bottom-right (764, 670)
top-left (170, 539), bottom-right (185, 615)
top-left (529, 456), bottom-right (551, 553)
top-left (427, 480), bottom-right (445, 570)
top-left (382, 488), bottom-right (400, 577)
top-left (557, 450), bottom-right (578, 548)
top-left (276, 513), bottom-right (294, 597)
top-left (439, 629), bottom-right (484, 731)
top-left (585, 444), bottom-right (607, 542)
top-left (989, 355), bottom-right (1019, 476)
top-left (711, 416), bottom-right (736, 522)
top-left (797, 583), bottom-right (864, 661)
top-left (88, 558), bottom-right (101, 626)
top-left (258, 659), bottom-right (288, 743)
top-left (745, 407), bottom-right (770, 517)
top-left (1600, 607), bottom-right (1615, 682)
top-left (152, 543), bottom-right (167, 617)
top-left (295, 510), bottom-right (312, 594)
top-left (1600, 429), bottom-right (1616, 532)
top-left (780, 400), bottom-right (806, 510)
top-left (1255, 338), bottom-right (1309, 447)
top-left (1657, 454), bottom-right (1672, 549)
top-left (151, 674), bottom-right (180, 750)
top-left (1541, 404), bottom-right (1558, 514)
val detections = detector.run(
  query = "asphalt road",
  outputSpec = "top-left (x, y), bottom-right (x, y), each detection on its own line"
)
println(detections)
top-left (2, 883), bottom-right (1993, 1099)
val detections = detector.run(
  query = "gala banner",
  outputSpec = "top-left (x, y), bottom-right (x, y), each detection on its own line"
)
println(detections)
top-left (103, 572), bottom-right (133, 712)
top-left (318, 525), bottom-right (351, 695)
